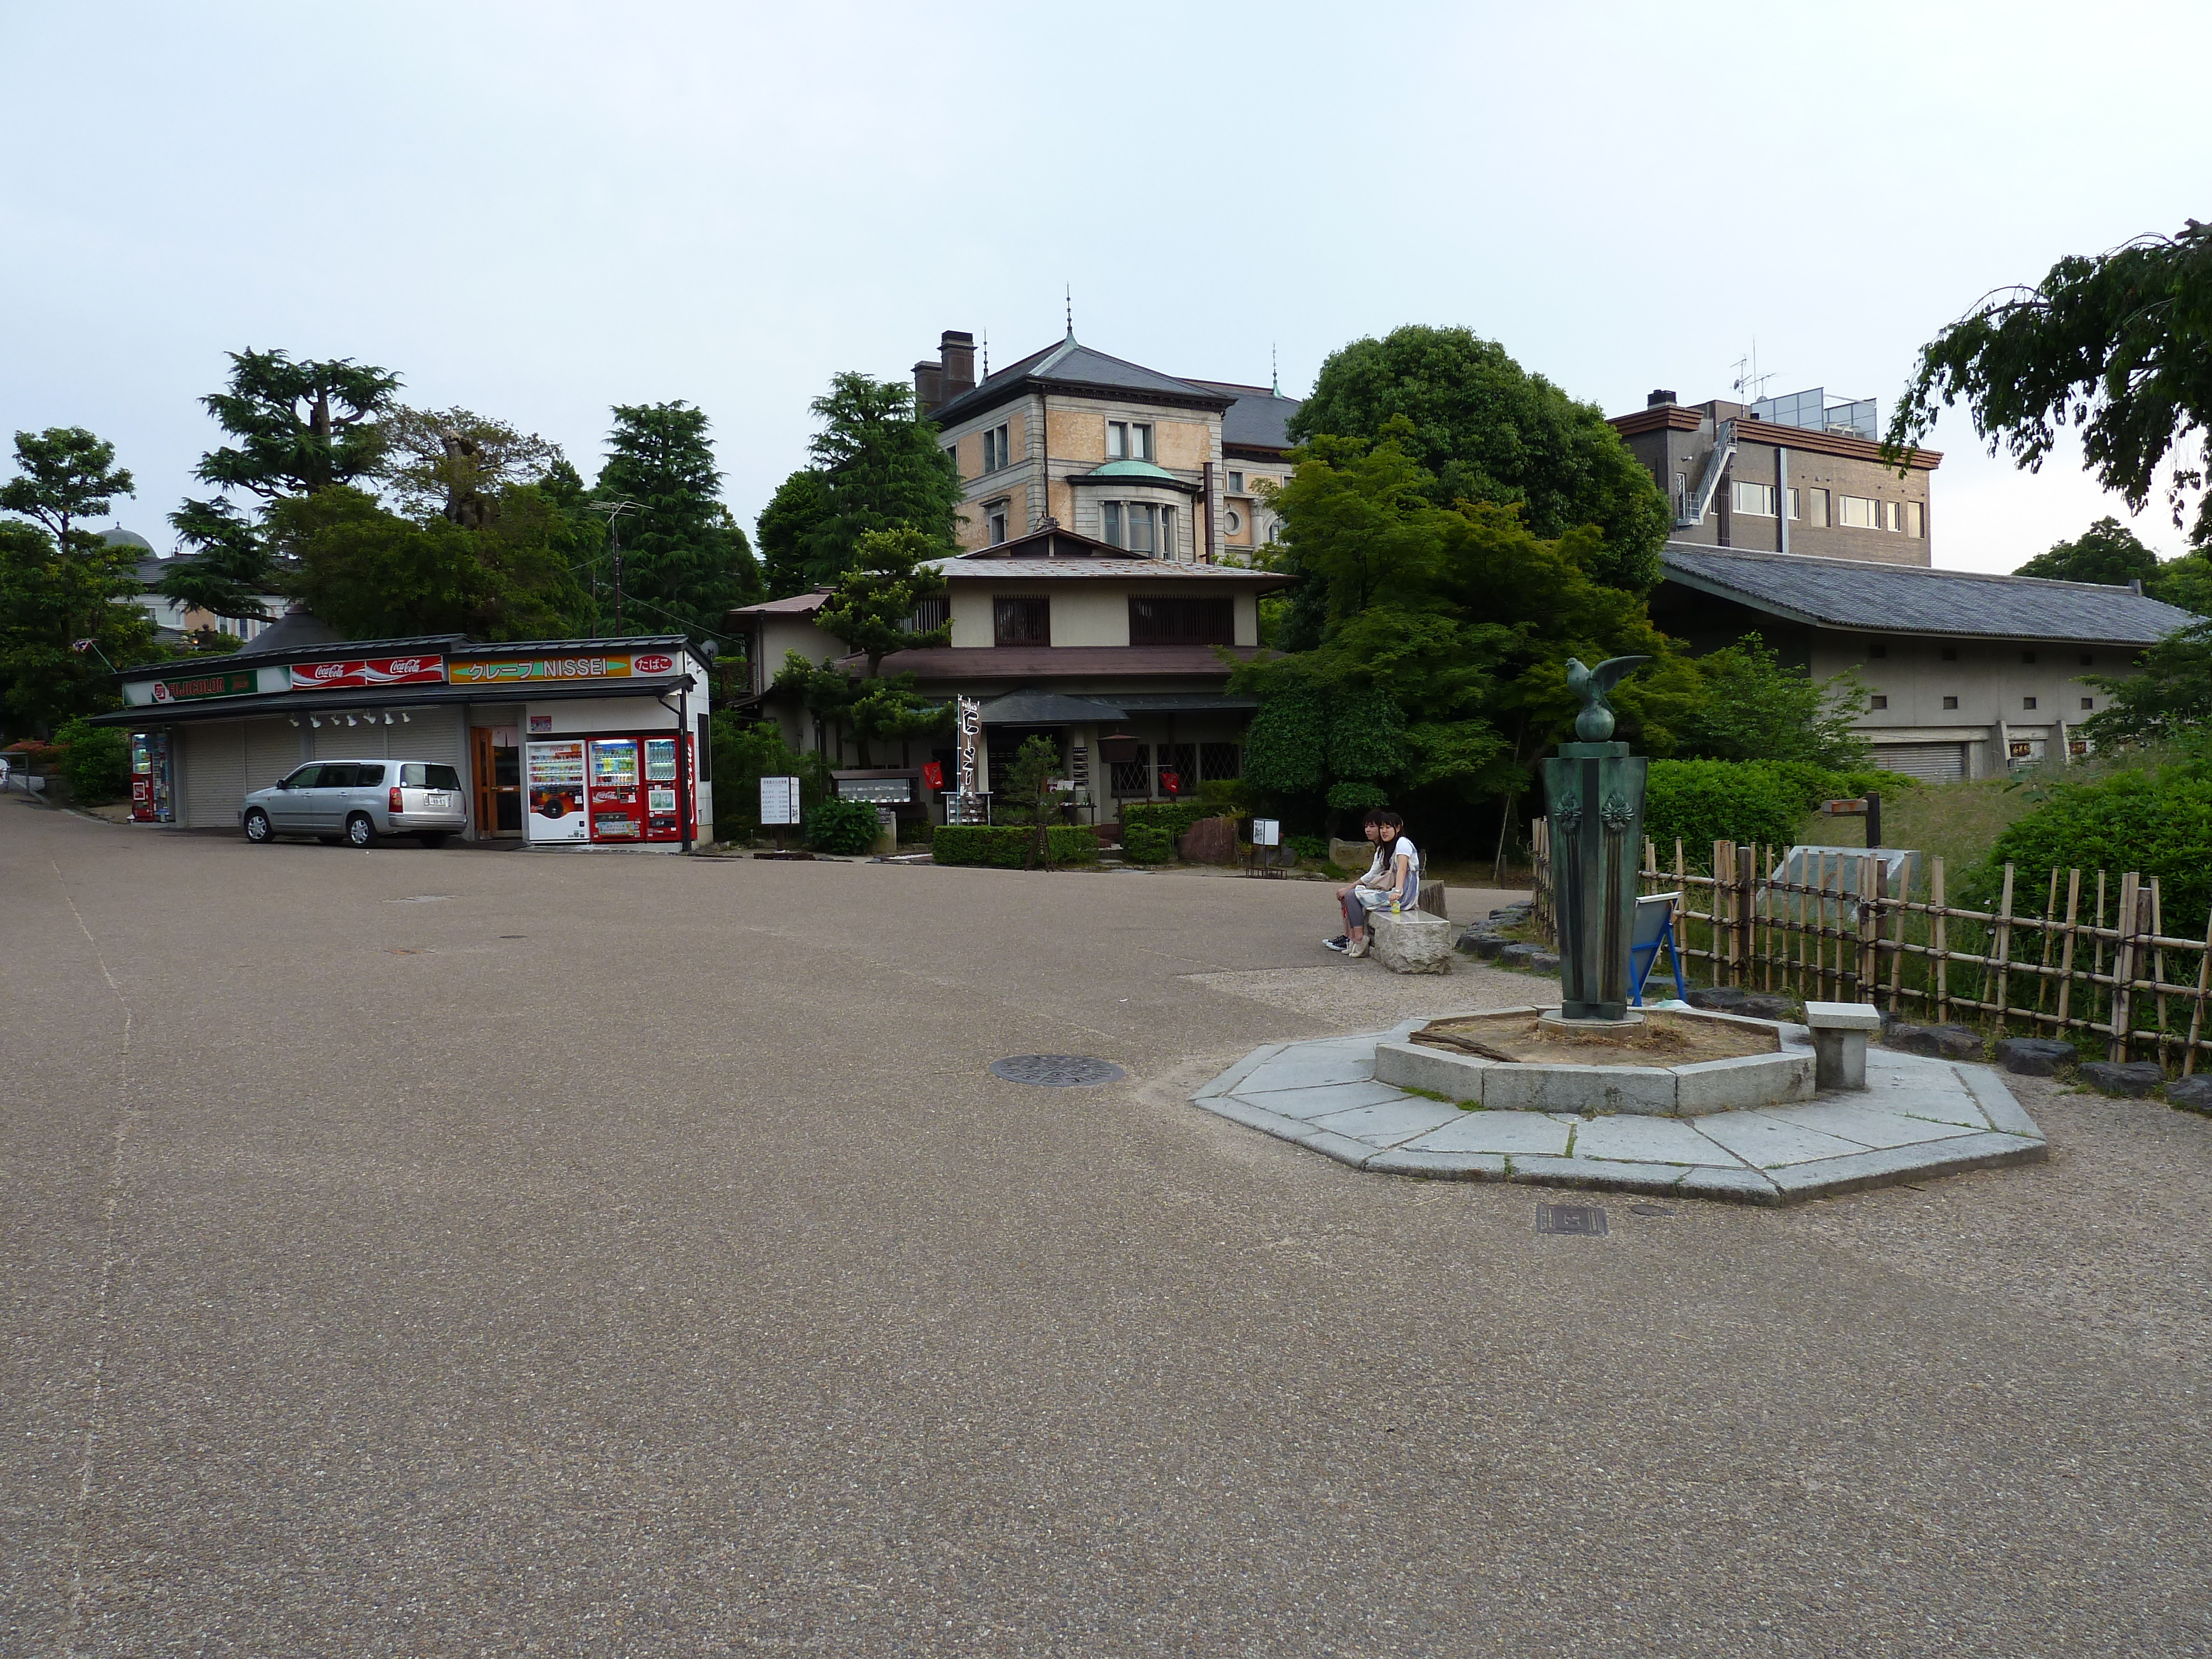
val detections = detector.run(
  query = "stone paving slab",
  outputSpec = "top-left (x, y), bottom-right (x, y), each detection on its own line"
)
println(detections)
top-left (1194, 1021), bottom-right (2048, 1206)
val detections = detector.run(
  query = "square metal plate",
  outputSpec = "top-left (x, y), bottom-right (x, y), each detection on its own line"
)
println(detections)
top-left (1536, 1203), bottom-right (1608, 1237)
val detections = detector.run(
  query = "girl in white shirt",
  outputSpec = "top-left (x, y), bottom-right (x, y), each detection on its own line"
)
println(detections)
top-left (1326, 808), bottom-right (1420, 958)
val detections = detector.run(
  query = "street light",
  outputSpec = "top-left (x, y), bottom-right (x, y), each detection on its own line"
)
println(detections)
top-left (588, 499), bottom-right (641, 637)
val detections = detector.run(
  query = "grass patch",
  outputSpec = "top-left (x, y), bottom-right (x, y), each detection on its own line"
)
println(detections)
top-left (1790, 773), bottom-right (2043, 877)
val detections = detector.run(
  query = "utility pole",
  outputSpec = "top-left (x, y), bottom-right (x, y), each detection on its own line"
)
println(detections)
top-left (589, 499), bottom-right (640, 637)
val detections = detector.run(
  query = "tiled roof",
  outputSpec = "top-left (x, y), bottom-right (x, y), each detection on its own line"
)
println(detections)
top-left (931, 558), bottom-right (1287, 585)
top-left (728, 591), bottom-right (831, 616)
top-left (928, 335), bottom-right (1235, 426)
top-left (1660, 544), bottom-right (2197, 645)
top-left (848, 644), bottom-right (1261, 680)
top-left (1188, 380), bottom-right (1302, 452)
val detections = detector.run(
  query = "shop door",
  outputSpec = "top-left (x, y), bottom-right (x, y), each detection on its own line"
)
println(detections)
top-left (587, 738), bottom-right (644, 841)
top-left (471, 726), bottom-right (523, 836)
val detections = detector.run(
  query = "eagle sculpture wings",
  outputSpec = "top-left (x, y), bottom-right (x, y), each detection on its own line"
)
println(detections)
top-left (1564, 655), bottom-right (1651, 742)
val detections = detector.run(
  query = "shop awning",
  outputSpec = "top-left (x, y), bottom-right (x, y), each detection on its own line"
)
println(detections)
top-left (88, 676), bottom-right (695, 728)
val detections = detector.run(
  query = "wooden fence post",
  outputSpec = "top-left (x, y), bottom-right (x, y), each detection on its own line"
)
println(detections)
top-left (1714, 840), bottom-right (1734, 985)
top-left (1736, 843), bottom-right (1756, 990)
top-left (2054, 870), bottom-right (2081, 1036)
top-left (1992, 863), bottom-right (2016, 1032)
top-left (1856, 855), bottom-right (1882, 1001)
top-left (2151, 878), bottom-right (2171, 1071)
top-left (2110, 872), bottom-right (2141, 1062)
top-left (2186, 905), bottom-right (2212, 1079)
top-left (1931, 857), bottom-right (1949, 1025)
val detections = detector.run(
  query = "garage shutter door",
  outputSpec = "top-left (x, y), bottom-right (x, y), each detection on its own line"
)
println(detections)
top-left (244, 718), bottom-right (301, 798)
top-left (178, 722), bottom-right (247, 828)
top-left (1877, 742), bottom-right (1967, 784)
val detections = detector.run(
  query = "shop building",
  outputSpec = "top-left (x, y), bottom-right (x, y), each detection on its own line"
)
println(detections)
top-left (91, 611), bottom-right (714, 846)
top-left (726, 524), bottom-right (1290, 825)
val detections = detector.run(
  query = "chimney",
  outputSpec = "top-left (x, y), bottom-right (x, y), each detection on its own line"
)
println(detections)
top-left (1647, 389), bottom-right (1677, 408)
top-left (913, 359), bottom-right (943, 412)
top-left (941, 330), bottom-right (977, 401)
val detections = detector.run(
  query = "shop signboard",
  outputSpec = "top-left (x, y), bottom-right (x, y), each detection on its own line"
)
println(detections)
top-left (290, 655), bottom-right (446, 691)
top-left (450, 651), bottom-right (661, 686)
top-left (146, 668), bottom-right (258, 705)
top-left (525, 739), bottom-right (587, 842)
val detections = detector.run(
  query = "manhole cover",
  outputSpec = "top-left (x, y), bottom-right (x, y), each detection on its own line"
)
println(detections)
top-left (1629, 1203), bottom-right (1676, 1217)
top-left (1536, 1203), bottom-right (1608, 1237)
top-left (989, 1055), bottom-right (1125, 1087)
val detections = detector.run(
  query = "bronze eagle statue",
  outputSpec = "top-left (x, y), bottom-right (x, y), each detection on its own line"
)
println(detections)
top-left (1564, 655), bottom-right (1650, 742)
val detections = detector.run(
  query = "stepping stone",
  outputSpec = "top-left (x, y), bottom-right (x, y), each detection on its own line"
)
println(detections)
top-left (2077, 1060), bottom-right (2165, 1098)
top-left (1457, 928), bottom-right (1509, 958)
top-left (1885, 1022), bottom-right (1985, 1061)
top-left (1686, 985), bottom-right (1796, 1021)
top-left (2166, 1074), bottom-right (2212, 1114)
top-left (1996, 1037), bottom-right (2077, 1077)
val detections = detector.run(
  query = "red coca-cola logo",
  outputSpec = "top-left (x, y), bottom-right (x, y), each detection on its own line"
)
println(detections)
top-left (387, 658), bottom-right (426, 675)
top-left (309, 662), bottom-right (345, 681)
top-left (633, 653), bottom-right (675, 675)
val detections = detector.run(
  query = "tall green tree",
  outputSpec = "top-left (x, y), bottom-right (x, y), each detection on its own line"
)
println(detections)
top-left (757, 467), bottom-right (834, 599)
top-left (2078, 622), bottom-right (2212, 747)
top-left (1888, 218), bottom-right (2212, 545)
top-left (0, 427), bottom-right (134, 551)
top-left (380, 405), bottom-right (563, 528)
top-left (272, 486), bottom-right (593, 642)
top-left (1238, 434), bottom-right (1684, 841)
top-left (2012, 516), bottom-right (2161, 586)
top-left (1672, 634), bottom-right (1869, 768)
top-left (0, 521), bottom-right (159, 733)
top-left (163, 349), bottom-right (401, 619)
top-left (594, 401), bottom-right (761, 640)
top-left (791, 372), bottom-right (963, 587)
top-left (1286, 325), bottom-right (1670, 591)
top-left (815, 526), bottom-right (952, 674)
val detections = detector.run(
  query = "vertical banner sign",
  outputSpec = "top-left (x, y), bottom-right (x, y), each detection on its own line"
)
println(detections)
top-left (951, 695), bottom-right (984, 822)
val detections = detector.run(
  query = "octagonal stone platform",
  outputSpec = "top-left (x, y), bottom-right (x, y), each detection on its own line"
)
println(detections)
top-left (1193, 1008), bottom-right (2047, 1206)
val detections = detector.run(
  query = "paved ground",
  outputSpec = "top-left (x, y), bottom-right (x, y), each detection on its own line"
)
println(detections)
top-left (1194, 1019), bottom-right (2047, 1202)
top-left (6, 797), bottom-right (2212, 1657)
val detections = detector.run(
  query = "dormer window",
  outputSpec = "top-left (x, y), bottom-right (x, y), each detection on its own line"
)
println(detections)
top-left (1107, 421), bottom-right (1153, 462)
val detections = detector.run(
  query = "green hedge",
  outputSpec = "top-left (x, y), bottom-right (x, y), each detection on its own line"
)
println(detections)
top-left (1966, 766), bottom-right (2212, 923)
top-left (1643, 760), bottom-right (1917, 865)
top-left (1123, 824), bottom-right (1173, 863)
top-left (931, 824), bottom-right (1100, 867)
top-left (54, 718), bottom-right (131, 804)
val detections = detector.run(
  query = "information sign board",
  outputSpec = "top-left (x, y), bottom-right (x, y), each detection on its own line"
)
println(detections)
top-left (1251, 818), bottom-right (1282, 847)
top-left (290, 655), bottom-right (446, 691)
top-left (148, 668), bottom-right (258, 704)
top-left (760, 775), bottom-right (801, 826)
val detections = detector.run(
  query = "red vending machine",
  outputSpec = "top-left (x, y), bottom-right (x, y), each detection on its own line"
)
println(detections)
top-left (644, 735), bottom-right (681, 841)
top-left (587, 738), bottom-right (643, 841)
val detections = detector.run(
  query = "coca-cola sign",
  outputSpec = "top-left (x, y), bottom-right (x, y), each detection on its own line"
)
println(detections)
top-left (289, 655), bottom-right (447, 691)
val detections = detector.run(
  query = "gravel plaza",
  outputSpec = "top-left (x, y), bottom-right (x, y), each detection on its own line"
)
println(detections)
top-left (7, 797), bottom-right (2212, 1656)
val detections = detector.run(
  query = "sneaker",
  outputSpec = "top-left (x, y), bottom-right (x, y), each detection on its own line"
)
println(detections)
top-left (1347, 935), bottom-right (1370, 958)
top-left (1323, 935), bottom-right (1350, 953)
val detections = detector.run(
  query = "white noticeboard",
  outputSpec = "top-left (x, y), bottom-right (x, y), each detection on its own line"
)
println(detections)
top-left (760, 775), bottom-right (801, 827)
top-left (1251, 818), bottom-right (1281, 847)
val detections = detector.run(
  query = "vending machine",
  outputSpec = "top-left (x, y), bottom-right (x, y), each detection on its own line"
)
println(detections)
top-left (644, 736), bottom-right (681, 839)
top-left (587, 737), bottom-right (643, 841)
top-left (129, 732), bottom-right (173, 822)
top-left (524, 739), bottom-right (587, 843)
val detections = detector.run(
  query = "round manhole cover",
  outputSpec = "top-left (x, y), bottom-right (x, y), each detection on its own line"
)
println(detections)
top-left (989, 1054), bottom-right (1126, 1087)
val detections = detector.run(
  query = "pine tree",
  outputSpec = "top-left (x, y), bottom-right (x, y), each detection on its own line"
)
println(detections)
top-left (594, 401), bottom-right (762, 640)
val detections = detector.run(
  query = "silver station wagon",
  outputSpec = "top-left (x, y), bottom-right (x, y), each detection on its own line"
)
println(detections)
top-left (241, 759), bottom-right (467, 848)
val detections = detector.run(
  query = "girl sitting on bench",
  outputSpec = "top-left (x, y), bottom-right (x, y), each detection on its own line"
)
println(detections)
top-left (1326, 808), bottom-right (1419, 958)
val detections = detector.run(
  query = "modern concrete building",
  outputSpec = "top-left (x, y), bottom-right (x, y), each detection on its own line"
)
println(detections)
top-left (1650, 545), bottom-right (2197, 780)
top-left (1611, 387), bottom-right (1940, 566)
top-left (911, 328), bottom-right (1300, 562)
top-left (727, 524), bottom-right (1291, 823)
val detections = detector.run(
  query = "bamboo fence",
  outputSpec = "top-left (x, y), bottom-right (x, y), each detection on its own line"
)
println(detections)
top-left (1529, 817), bottom-right (2212, 1073)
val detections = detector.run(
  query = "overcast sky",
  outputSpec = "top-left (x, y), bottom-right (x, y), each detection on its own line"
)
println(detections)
top-left (3, 2), bottom-right (2205, 575)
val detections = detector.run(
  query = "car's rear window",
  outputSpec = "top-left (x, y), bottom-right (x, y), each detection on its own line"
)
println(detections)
top-left (353, 763), bottom-right (385, 786)
top-left (402, 764), bottom-right (461, 790)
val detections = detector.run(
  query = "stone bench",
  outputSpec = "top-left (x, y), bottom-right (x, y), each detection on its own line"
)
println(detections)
top-left (1368, 909), bottom-right (1454, 974)
top-left (1804, 1000), bottom-right (1882, 1091)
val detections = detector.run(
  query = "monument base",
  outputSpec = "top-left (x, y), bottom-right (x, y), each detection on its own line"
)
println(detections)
top-left (1537, 1009), bottom-right (1645, 1036)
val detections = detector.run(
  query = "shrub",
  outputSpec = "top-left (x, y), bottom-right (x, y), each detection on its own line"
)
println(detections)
top-left (1965, 765), bottom-right (2212, 924)
top-left (931, 825), bottom-right (1100, 867)
top-left (1641, 759), bottom-right (1920, 864)
top-left (54, 718), bottom-right (131, 804)
top-left (1288, 833), bottom-right (1329, 861)
top-left (1122, 824), bottom-right (1173, 863)
top-left (1123, 800), bottom-right (1211, 842)
top-left (804, 795), bottom-right (882, 854)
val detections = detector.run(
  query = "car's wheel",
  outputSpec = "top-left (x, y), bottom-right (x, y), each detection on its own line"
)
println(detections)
top-left (417, 832), bottom-right (449, 849)
top-left (346, 813), bottom-right (377, 848)
top-left (243, 808), bottom-right (273, 844)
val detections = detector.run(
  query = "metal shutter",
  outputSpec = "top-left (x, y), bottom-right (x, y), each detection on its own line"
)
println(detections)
top-left (244, 718), bottom-right (301, 799)
top-left (178, 722), bottom-right (247, 829)
top-left (1877, 742), bottom-right (1966, 784)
